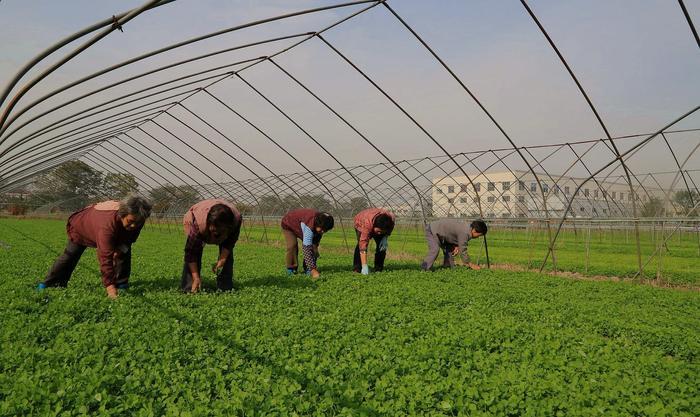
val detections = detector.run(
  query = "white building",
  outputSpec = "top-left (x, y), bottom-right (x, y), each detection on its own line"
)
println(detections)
top-left (432, 171), bottom-right (671, 218)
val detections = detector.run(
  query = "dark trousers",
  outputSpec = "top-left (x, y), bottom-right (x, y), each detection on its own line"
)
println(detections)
top-left (180, 245), bottom-right (233, 292)
top-left (353, 230), bottom-right (386, 272)
top-left (44, 240), bottom-right (132, 287)
top-left (421, 225), bottom-right (455, 270)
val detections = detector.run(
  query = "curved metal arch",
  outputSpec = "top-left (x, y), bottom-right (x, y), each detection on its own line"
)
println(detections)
top-left (540, 106), bottom-right (700, 269)
top-left (165, 105), bottom-right (302, 216)
top-left (0, 33), bottom-right (311, 148)
top-left (518, 0), bottom-right (645, 272)
top-left (176, 102), bottom-right (305, 203)
top-left (0, 0), bottom-right (173, 131)
top-left (380, 2), bottom-right (557, 268)
top-left (0, 1), bottom-right (380, 139)
top-left (0, 109), bottom-right (165, 177)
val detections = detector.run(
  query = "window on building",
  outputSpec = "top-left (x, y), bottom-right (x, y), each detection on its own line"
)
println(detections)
top-left (459, 197), bottom-right (467, 203)
top-left (518, 196), bottom-right (525, 203)
top-left (628, 193), bottom-right (633, 201)
top-left (612, 191), bottom-right (616, 199)
top-left (487, 196), bottom-right (495, 203)
top-left (487, 182), bottom-right (495, 191)
top-left (447, 198), bottom-right (454, 203)
top-left (502, 181), bottom-right (510, 191)
top-left (594, 190), bottom-right (598, 198)
top-left (460, 184), bottom-right (469, 193)
top-left (565, 186), bottom-right (570, 195)
top-left (542, 183), bottom-right (549, 193)
top-left (530, 182), bottom-right (537, 192)
top-left (447, 185), bottom-right (454, 194)
top-left (619, 192), bottom-right (624, 201)
top-left (553, 186), bottom-right (559, 195)
top-left (580, 207), bottom-right (585, 213)
top-left (502, 196), bottom-right (510, 202)
top-left (584, 189), bottom-right (590, 197)
top-left (474, 183), bottom-right (481, 192)
top-left (519, 181), bottom-right (526, 191)
top-left (473, 197), bottom-right (480, 203)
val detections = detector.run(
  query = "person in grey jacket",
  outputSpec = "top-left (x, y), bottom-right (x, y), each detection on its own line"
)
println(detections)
top-left (420, 219), bottom-right (487, 271)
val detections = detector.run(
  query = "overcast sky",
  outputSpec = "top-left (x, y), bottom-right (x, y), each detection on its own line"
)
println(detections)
top-left (1, 0), bottom-right (698, 188)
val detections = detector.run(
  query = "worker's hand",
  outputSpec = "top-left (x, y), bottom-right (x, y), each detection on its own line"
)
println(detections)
top-left (361, 264), bottom-right (369, 275)
top-left (468, 262), bottom-right (481, 271)
top-left (212, 258), bottom-right (226, 274)
top-left (191, 275), bottom-right (202, 293)
top-left (310, 269), bottom-right (320, 279)
top-left (451, 247), bottom-right (459, 256)
top-left (105, 285), bottom-right (118, 299)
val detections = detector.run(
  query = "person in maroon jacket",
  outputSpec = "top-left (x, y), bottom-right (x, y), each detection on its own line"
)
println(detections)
top-left (353, 208), bottom-right (396, 275)
top-left (38, 195), bottom-right (152, 299)
top-left (182, 199), bottom-right (242, 293)
top-left (280, 208), bottom-right (334, 278)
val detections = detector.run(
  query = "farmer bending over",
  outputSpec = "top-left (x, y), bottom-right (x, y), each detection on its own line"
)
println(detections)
top-left (420, 219), bottom-right (487, 271)
top-left (353, 208), bottom-right (395, 275)
top-left (281, 208), bottom-right (334, 278)
top-left (39, 195), bottom-right (152, 299)
top-left (182, 199), bottom-right (242, 293)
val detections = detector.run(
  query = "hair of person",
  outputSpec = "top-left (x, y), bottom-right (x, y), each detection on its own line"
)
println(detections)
top-left (471, 219), bottom-right (488, 235)
top-left (314, 212), bottom-right (334, 231)
top-left (118, 194), bottom-right (152, 222)
top-left (373, 213), bottom-right (394, 234)
top-left (207, 203), bottom-right (235, 231)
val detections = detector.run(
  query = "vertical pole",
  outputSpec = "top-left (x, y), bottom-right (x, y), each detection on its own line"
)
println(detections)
top-left (484, 234), bottom-right (490, 268)
top-left (638, 218), bottom-right (645, 279)
top-left (338, 214), bottom-right (349, 253)
top-left (585, 220), bottom-right (591, 274)
top-left (656, 221), bottom-right (665, 281)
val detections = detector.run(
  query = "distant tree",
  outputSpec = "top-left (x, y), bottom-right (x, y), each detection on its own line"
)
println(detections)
top-left (298, 194), bottom-right (334, 213)
top-left (32, 161), bottom-right (104, 210)
top-left (641, 197), bottom-right (665, 217)
top-left (149, 185), bottom-right (199, 214)
top-left (673, 190), bottom-right (699, 216)
top-left (256, 195), bottom-right (284, 215)
top-left (344, 196), bottom-right (369, 216)
top-left (101, 173), bottom-right (139, 199)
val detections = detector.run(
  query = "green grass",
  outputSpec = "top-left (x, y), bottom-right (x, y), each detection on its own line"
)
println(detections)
top-left (0, 218), bottom-right (698, 416)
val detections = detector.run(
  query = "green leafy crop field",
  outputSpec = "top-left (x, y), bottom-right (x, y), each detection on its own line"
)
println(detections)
top-left (0, 218), bottom-right (698, 416)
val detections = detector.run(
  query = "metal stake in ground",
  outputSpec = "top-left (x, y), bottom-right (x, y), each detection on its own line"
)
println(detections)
top-left (483, 233), bottom-right (490, 269)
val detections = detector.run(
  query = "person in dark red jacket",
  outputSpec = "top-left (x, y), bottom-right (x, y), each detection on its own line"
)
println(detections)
top-left (182, 199), bottom-right (242, 293)
top-left (353, 208), bottom-right (395, 275)
top-left (38, 195), bottom-right (152, 299)
top-left (281, 208), bottom-right (334, 278)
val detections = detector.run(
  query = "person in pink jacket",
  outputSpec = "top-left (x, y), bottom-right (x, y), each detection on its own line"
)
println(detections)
top-left (353, 208), bottom-right (395, 275)
top-left (182, 199), bottom-right (242, 293)
top-left (39, 195), bottom-right (152, 299)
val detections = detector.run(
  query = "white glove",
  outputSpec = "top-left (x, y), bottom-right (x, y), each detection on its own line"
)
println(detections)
top-left (361, 264), bottom-right (369, 275)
